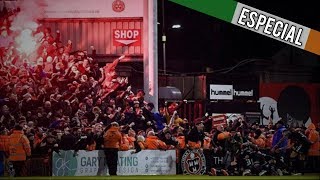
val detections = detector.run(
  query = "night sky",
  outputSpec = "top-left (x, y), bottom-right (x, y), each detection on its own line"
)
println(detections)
top-left (158, 0), bottom-right (320, 74)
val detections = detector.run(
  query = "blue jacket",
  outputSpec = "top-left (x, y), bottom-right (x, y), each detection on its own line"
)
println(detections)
top-left (272, 126), bottom-right (288, 151)
top-left (154, 113), bottom-right (166, 131)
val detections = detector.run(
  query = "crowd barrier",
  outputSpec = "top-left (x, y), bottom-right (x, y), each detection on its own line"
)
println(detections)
top-left (52, 150), bottom-right (177, 176)
top-left (50, 149), bottom-right (226, 176)
top-left (26, 157), bottom-right (50, 176)
top-left (1, 149), bottom-right (221, 176)
top-left (2, 149), bottom-right (317, 176)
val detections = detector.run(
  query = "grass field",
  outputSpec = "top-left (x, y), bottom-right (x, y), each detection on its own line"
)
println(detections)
top-left (1, 175), bottom-right (319, 180)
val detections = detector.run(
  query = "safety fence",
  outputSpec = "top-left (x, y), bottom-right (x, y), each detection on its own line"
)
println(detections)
top-left (0, 157), bottom-right (50, 176)
top-left (26, 157), bottom-right (51, 176)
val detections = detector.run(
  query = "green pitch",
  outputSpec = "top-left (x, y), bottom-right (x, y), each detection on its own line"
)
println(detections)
top-left (1, 175), bottom-right (319, 180)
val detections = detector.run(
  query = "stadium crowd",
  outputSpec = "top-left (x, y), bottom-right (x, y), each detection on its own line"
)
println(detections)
top-left (0, 8), bottom-right (319, 177)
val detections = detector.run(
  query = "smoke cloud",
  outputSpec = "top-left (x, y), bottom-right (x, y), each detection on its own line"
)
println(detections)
top-left (9, 0), bottom-right (46, 58)
top-left (10, 0), bottom-right (45, 31)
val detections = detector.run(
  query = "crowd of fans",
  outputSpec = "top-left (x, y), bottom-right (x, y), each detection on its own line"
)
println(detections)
top-left (0, 8), bottom-right (319, 177)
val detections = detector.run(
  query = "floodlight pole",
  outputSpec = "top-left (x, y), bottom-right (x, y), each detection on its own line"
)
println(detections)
top-left (162, 0), bottom-right (166, 76)
top-left (143, 0), bottom-right (158, 112)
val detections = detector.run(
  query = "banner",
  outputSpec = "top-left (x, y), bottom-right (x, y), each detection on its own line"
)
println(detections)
top-left (211, 114), bottom-right (227, 129)
top-left (206, 75), bottom-right (259, 101)
top-left (259, 83), bottom-right (320, 127)
top-left (52, 150), bottom-right (176, 176)
top-left (211, 113), bottom-right (245, 128)
top-left (181, 149), bottom-right (206, 175)
top-left (42, 0), bottom-right (143, 18)
top-left (119, 150), bottom-right (176, 175)
top-left (209, 84), bottom-right (233, 100)
top-left (113, 29), bottom-right (142, 46)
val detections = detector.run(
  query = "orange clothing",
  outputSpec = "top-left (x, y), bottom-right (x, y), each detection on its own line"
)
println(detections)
top-left (127, 136), bottom-right (136, 149)
top-left (136, 136), bottom-right (145, 150)
top-left (175, 136), bottom-right (186, 164)
top-left (176, 136), bottom-right (186, 149)
top-left (33, 133), bottom-right (45, 149)
top-left (187, 141), bottom-right (201, 149)
top-left (8, 130), bottom-right (31, 161)
top-left (265, 134), bottom-right (273, 148)
top-left (203, 137), bottom-right (212, 150)
top-left (120, 134), bottom-right (130, 151)
top-left (217, 132), bottom-right (230, 141)
top-left (137, 141), bottom-right (145, 150)
top-left (103, 126), bottom-right (122, 149)
top-left (307, 123), bottom-right (320, 156)
top-left (145, 136), bottom-right (167, 150)
top-left (251, 135), bottom-right (266, 148)
top-left (0, 135), bottom-right (9, 154)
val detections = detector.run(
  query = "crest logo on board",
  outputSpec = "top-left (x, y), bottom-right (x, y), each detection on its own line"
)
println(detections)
top-left (181, 149), bottom-right (206, 175)
top-left (112, 0), bottom-right (125, 12)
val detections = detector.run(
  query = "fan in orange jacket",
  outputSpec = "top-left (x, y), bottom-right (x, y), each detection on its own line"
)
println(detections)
top-left (174, 132), bottom-right (186, 164)
top-left (8, 125), bottom-right (31, 177)
top-left (103, 122), bottom-right (122, 176)
top-left (186, 121), bottom-right (204, 149)
top-left (249, 129), bottom-right (266, 148)
top-left (130, 135), bottom-right (147, 154)
top-left (33, 131), bottom-right (46, 150)
top-left (8, 126), bottom-right (31, 161)
top-left (136, 135), bottom-right (146, 150)
top-left (144, 131), bottom-right (167, 150)
top-left (173, 126), bottom-right (186, 149)
top-left (264, 130), bottom-right (274, 149)
top-left (203, 132), bottom-right (213, 150)
top-left (103, 122), bottom-right (122, 149)
top-left (0, 127), bottom-right (9, 156)
top-left (119, 133), bottom-right (130, 151)
top-left (127, 128), bottom-right (136, 149)
top-left (306, 123), bottom-right (319, 156)
top-left (176, 134), bottom-right (186, 149)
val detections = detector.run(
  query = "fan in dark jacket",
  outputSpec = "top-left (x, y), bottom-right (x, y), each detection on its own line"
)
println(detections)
top-left (59, 127), bottom-right (76, 150)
